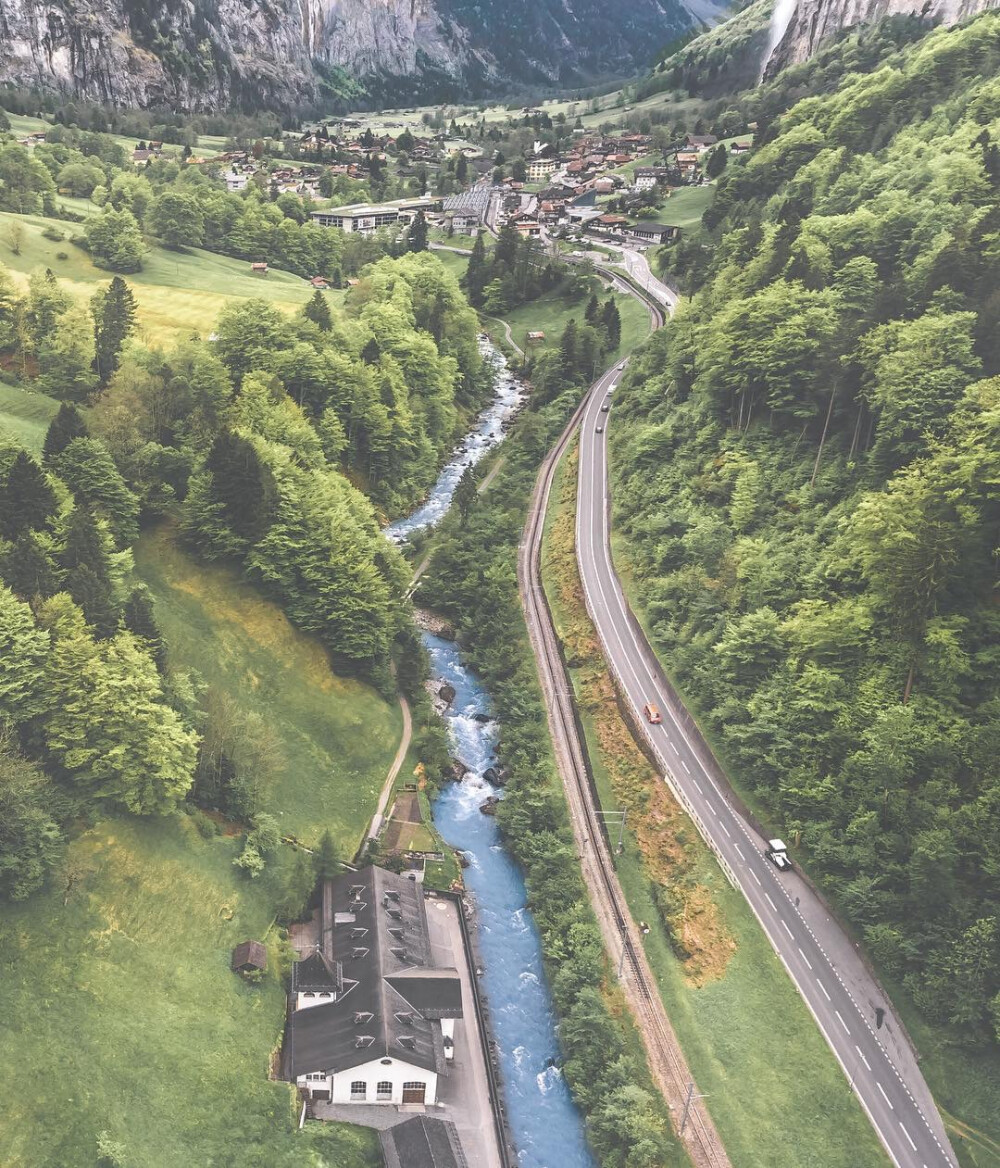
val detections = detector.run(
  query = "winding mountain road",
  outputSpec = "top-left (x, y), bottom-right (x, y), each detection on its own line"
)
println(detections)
top-left (570, 349), bottom-right (958, 1168)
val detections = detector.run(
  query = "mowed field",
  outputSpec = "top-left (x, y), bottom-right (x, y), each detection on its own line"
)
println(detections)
top-left (0, 208), bottom-right (328, 344)
top-left (0, 816), bottom-right (381, 1168)
top-left (134, 522), bottom-right (401, 852)
top-left (502, 278), bottom-right (652, 365)
top-left (0, 379), bottom-right (59, 453)
top-left (541, 440), bottom-right (890, 1168)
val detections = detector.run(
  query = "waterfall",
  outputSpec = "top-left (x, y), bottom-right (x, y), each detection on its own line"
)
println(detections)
top-left (760, 0), bottom-right (798, 81)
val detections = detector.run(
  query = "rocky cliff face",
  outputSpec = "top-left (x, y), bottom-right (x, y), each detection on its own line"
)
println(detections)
top-left (0, 0), bottom-right (697, 110)
top-left (766, 0), bottom-right (1000, 72)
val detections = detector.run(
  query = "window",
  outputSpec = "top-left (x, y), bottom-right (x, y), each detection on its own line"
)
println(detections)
top-left (305, 1072), bottom-right (326, 1082)
top-left (376, 1081), bottom-right (392, 1100)
top-left (303, 991), bottom-right (315, 998)
top-left (350, 1081), bottom-right (366, 1100)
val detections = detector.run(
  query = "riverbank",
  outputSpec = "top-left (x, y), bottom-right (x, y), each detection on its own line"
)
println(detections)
top-left (417, 375), bottom-right (685, 1168)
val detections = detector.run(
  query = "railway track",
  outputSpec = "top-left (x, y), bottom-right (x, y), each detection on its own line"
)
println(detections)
top-left (517, 277), bottom-right (730, 1168)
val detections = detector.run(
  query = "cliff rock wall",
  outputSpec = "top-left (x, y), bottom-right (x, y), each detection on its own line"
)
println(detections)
top-left (767, 0), bottom-right (1000, 71)
top-left (0, 0), bottom-right (697, 110)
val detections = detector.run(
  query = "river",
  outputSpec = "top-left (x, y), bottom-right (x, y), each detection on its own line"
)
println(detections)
top-left (391, 338), bottom-right (595, 1167)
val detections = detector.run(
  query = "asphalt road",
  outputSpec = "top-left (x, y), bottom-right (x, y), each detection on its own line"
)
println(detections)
top-left (574, 364), bottom-right (958, 1168)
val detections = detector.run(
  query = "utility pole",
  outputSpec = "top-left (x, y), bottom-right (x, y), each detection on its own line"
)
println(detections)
top-left (679, 1081), bottom-right (709, 1136)
top-left (595, 808), bottom-right (627, 854)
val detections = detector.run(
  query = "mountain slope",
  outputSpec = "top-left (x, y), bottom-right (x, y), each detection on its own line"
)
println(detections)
top-left (0, 0), bottom-right (701, 110)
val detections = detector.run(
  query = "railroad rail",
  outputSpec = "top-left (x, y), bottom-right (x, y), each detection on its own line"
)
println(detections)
top-left (517, 274), bottom-right (730, 1168)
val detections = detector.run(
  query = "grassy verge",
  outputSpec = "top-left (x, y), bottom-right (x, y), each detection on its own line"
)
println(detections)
top-left (0, 816), bottom-right (380, 1168)
top-left (608, 520), bottom-right (1000, 1168)
top-left (0, 378), bottom-right (59, 453)
top-left (0, 208), bottom-right (323, 343)
top-left (540, 437), bottom-right (889, 1168)
top-left (134, 521), bottom-right (401, 852)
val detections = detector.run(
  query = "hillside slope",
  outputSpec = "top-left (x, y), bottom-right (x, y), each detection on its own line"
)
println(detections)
top-left (613, 14), bottom-right (1000, 1154)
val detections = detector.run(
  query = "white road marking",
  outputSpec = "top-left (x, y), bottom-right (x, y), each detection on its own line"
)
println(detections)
top-left (798, 947), bottom-right (813, 970)
top-left (694, 781), bottom-right (704, 795)
top-left (855, 1046), bottom-right (871, 1072)
top-left (708, 804), bottom-right (717, 817)
top-left (680, 759), bottom-right (690, 774)
top-left (835, 1010), bottom-right (850, 1035)
top-left (817, 980), bottom-right (831, 1001)
top-left (764, 893), bottom-right (777, 911)
top-left (899, 1124), bottom-right (917, 1153)
top-left (751, 870), bottom-right (761, 886)
top-left (720, 822), bottom-right (731, 838)
top-left (781, 919), bottom-right (794, 940)
top-left (877, 1082), bottom-right (894, 1110)
top-left (734, 844), bottom-right (745, 860)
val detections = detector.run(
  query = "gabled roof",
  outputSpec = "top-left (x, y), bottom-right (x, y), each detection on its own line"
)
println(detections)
top-left (291, 948), bottom-right (341, 993)
top-left (231, 940), bottom-right (267, 971)
top-left (287, 867), bottom-right (460, 1078)
top-left (380, 1116), bottom-right (463, 1168)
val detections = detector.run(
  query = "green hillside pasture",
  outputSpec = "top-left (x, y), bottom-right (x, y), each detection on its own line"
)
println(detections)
top-left (503, 279), bottom-right (651, 365)
top-left (0, 816), bottom-right (380, 1168)
top-left (135, 523), bottom-right (401, 852)
top-left (658, 184), bottom-right (715, 230)
top-left (0, 380), bottom-right (59, 454)
top-left (0, 209), bottom-right (327, 343)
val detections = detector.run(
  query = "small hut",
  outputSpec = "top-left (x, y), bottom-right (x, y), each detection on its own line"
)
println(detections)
top-left (231, 940), bottom-right (267, 974)
top-left (251, 261), bottom-right (268, 275)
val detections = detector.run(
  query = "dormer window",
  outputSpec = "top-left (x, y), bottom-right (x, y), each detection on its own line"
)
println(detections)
top-left (349, 884), bottom-right (365, 897)
top-left (384, 890), bottom-right (400, 902)
top-left (355, 1035), bottom-right (375, 1049)
top-left (353, 1011), bottom-right (374, 1025)
top-left (390, 947), bottom-right (406, 960)
top-left (394, 1011), bottom-right (413, 1025)
top-left (386, 907), bottom-right (402, 920)
top-left (398, 1035), bottom-right (415, 1050)
top-left (351, 901), bottom-right (367, 913)
top-left (351, 947), bottom-right (369, 959)
top-left (350, 927), bottom-right (368, 939)
top-left (388, 927), bottom-right (404, 941)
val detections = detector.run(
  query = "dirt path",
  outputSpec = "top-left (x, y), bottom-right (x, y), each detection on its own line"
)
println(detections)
top-left (486, 316), bottom-right (524, 360)
top-left (366, 693), bottom-right (412, 842)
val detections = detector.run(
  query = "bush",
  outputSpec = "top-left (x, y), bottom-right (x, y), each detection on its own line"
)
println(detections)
top-left (42, 225), bottom-right (65, 241)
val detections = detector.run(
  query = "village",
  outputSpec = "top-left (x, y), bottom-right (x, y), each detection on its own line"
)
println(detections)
top-left (18, 108), bottom-right (750, 258)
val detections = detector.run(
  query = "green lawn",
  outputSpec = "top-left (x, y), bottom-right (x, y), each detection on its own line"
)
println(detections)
top-left (134, 522), bottom-right (401, 853)
top-left (0, 816), bottom-right (381, 1168)
top-left (503, 278), bottom-right (651, 366)
top-left (658, 184), bottom-right (715, 230)
top-left (541, 440), bottom-right (889, 1168)
top-left (0, 208), bottom-right (326, 343)
top-left (0, 379), bottom-right (59, 453)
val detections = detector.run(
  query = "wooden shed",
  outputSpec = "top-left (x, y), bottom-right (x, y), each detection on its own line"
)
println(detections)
top-left (232, 940), bottom-right (267, 974)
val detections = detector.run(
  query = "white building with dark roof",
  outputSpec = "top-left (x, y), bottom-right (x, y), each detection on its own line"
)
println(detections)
top-left (285, 867), bottom-right (463, 1107)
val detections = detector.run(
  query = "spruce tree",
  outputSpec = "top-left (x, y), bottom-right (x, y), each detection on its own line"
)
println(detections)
top-left (584, 293), bottom-right (600, 326)
top-left (463, 232), bottom-right (487, 308)
top-left (407, 209), bottom-right (428, 253)
top-left (303, 289), bottom-right (332, 332)
top-left (205, 431), bottom-right (274, 542)
top-left (123, 585), bottom-right (165, 670)
top-left (601, 299), bottom-right (622, 352)
top-left (0, 532), bottom-right (59, 600)
top-left (361, 337), bottom-right (381, 365)
top-left (92, 275), bottom-right (138, 384)
top-left (0, 452), bottom-right (57, 539)
top-left (314, 829), bottom-right (339, 882)
top-left (61, 507), bottom-right (111, 579)
top-left (42, 402), bottom-right (88, 463)
top-left (66, 563), bottom-right (119, 639)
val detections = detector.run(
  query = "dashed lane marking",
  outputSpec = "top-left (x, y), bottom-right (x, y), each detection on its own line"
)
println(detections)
top-left (798, 947), bottom-right (813, 970)
top-left (817, 980), bottom-right (832, 1001)
top-left (855, 1046), bottom-right (871, 1072)
top-left (835, 1010), bottom-right (850, 1036)
top-left (877, 1083), bottom-right (893, 1110)
top-left (781, 919), bottom-right (794, 940)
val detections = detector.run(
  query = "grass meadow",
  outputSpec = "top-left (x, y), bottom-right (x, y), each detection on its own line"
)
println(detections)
top-left (541, 439), bottom-right (890, 1168)
top-left (134, 522), bottom-right (401, 853)
top-left (0, 379), bottom-right (59, 453)
top-left (0, 208), bottom-right (327, 344)
top-left (0, 816), bottom-right (380, 1168)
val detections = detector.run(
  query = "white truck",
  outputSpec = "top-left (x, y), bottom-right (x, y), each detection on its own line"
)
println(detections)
top-left (765, 839), bottom-right (792, 871)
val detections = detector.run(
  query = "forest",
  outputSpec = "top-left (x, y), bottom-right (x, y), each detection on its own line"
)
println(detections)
top-left (613, 14), bottom-right (1000, 1048)
top-left (0, 248), bottom-right (487, 904)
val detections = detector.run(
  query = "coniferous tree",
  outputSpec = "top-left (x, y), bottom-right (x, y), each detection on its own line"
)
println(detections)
top-left (706, 143), bottom-right (728, 179)
top-left (303, 289), bottom-right (332, 332)
top-left (463, 232), bottom-right (487, 308)
top-left (314, 829), bottom-right (338, 882)
top-left (0, 532), bottom-right (59, 600)
top-left (601, 299), bottom-right (622, 352)
top-left (66, 562), bottom-right (119, 639)
top-left (584, 293), bottom-right (600, 326)
top-left (42, 402), bottom-right (88, 463)
top-left (123, 585), bottom-right (165, 670)
top-left (205, 431), bottom-right (274, 544)
top-left (360, 337), bottom-right (381, 365)
top-left (0, 451), bottom-right (57, 539)
top-left (407, 210), bottom-right (428, 253)
top-left (61, 507), bottom-right (111, 579)
top-left (92, 276), bottom-right (138, 384)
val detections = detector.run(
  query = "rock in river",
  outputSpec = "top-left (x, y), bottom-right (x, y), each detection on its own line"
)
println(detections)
top-left (479, 796), bottom-right (500, 816)
top-left (439, 683), bottom-right (457, 706)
